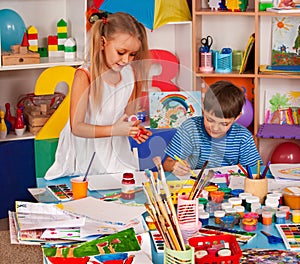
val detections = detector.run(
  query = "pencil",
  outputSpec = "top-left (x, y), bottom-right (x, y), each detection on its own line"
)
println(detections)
top-left (174, 155), bottom-right (197, 177)
top-left (83, 151), bottom-right (96, 181)
top-left (237, 163), bottom-right (248, 177)
top-left (261, 160), bottom-right (271, 179)
top-left (246, 165), bottom-right (253, 179)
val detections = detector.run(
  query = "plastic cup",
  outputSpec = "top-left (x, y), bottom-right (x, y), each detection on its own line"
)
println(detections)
top-left (71, 176), bottom-right (88, 200)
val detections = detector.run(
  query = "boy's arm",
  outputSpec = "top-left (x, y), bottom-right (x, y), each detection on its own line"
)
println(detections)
top-left (163, 156), bottom-right (191, 176)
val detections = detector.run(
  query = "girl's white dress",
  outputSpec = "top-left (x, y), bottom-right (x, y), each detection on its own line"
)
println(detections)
top-left (44, 65), bottom-right (138, 180)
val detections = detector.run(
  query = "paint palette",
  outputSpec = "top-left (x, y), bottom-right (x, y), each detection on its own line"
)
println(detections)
top-left (46, 184), bottom-right (73, 201)
top-left (276, 224), bottom-right (300, 251)
top-left (150, 230), bottom-right (165, 253)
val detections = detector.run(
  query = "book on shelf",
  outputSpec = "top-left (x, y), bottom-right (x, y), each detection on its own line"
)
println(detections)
top-left (239, 33), bottom-right (255, 74)
top-left (266, 7), bottom-right (300, 13)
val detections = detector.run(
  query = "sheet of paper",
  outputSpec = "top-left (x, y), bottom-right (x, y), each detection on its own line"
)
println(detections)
top-left (270, 163), bottom-right (300, 181)
top-left (61, 196), bottom-right (146, 223)
top-left (88, 171), bottom-right (148, 191)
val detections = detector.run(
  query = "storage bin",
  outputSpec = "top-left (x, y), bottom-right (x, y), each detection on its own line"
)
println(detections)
top-left (212, 49), bottom-right (232, 73)
top-left (189, 235), bottom-right (242, 264)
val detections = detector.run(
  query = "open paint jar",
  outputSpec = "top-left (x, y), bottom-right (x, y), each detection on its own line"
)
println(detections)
top-left (283, 187), bottom-right (300, 210)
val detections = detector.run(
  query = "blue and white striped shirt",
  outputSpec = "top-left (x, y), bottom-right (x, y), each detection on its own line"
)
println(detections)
top-left (165, 116), bottom-right (262, 169)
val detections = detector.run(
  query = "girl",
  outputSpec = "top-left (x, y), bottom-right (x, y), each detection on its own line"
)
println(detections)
top-left (45, 12), bottom-right (152, 180)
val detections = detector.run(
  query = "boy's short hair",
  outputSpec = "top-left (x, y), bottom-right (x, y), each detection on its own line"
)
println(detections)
top-left (203, 80), bottom-right (246, 119)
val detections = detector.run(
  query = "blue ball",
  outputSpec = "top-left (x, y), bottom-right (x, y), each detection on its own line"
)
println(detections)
top-left (0, 9), bottom-right (26, 52)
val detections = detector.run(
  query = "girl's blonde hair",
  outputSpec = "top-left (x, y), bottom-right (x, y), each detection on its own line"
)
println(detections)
top-left (87, 12), bottom-right (150, 112)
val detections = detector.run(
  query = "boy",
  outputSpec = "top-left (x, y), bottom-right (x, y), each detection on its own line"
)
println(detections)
top-left (163, 80), bottom-right (262, 176)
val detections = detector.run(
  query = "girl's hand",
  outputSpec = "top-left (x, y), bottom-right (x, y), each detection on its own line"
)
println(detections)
top-left (112, 114), bottom-right (139, 136)
top-left (172, 160), bottom-right (191, 176)
top-left (132, 126), bottom-right (152, 144)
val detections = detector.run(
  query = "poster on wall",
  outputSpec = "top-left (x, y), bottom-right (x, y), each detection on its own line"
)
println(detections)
top-left (271, 16), bottom-right (300, 65)
top-left (149, 91), bottom-right (202, 128)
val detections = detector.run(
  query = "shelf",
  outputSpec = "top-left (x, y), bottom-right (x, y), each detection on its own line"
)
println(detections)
top-left (194, 9), bottom-right (255, 15)
top-left (196, 72), bottom-right (255, 78)
top-left (257, 123), bottom-right (300, 140)
top-left (0, 131), bottom-right (35, 142)
top-left (259, 11), bottom-right (300, 16)
top-left (0, 57), bottom-right (84, 72)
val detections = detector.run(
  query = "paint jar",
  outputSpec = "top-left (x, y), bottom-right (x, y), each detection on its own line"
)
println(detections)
top-left (262, 206), bottom-right (276, 222)
top-left (279, 205), bottom-right (290, 220)
top-left (231, 188), bottom-right (244, 197)
top-left (244, 212), bottom-right (259, 221)
top-left (228, 197), bottom-right (242, 207)
top-left (198, 197), bottom-right (208, 210)
top-left (199, 211), bottom-right (210, 226)
top-left (283, 187), bottom-right (300, 210)
top-left (220, 215), bottom-right (235, 229)
top-left (121, 172), bottom-right (135, 200)
top-left (218, 187), bottom-right (232, 199)
top-left (251, 202), bottom-right (261, 213)
top-left (210, 190), bottom-right (225, 203)
top-left (198, 203), bottom-right (205, 214)
top-left (271, 191), bottom-right (283, 205)
top-left (276, 210), bottom-right (286, 224)
top-left (262, 210), bottom-right (273, 225)
top-left (242, 218), bottom-right (258, 231)
top-left (292, 210), bottom-right (300, 223)
top-left (267, 192), bottom-right (282, 204)
top-left (204, 185), bottom-right (218, 199)
top-left (239, 192), bottom-right (252, 207)
top-left (255, 208), bottom-right (263, 223)
top-left (221, 202), bottom-right (232, 211)
top-left (235, 205), bottom-right (245, 218)
top-left (214, 210), bottom-right (225, 224)
top-left (265, 198), bottom-right (279, 209)
top-left (206, 201), bottom-right (222, 216)
top-left (200, 189), bottom-right (209, 200)
top-left (245, 196), bottom-right (260, 212)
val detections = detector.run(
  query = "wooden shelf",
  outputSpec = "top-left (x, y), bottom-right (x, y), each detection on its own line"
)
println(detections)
top-left (0, 131), bottom-right (35, 142)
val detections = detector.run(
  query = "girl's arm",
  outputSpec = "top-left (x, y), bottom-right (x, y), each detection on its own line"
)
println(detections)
top-left (70, 70), bottom-right (138, 138)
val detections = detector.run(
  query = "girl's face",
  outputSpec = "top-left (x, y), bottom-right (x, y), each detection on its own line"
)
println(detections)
top-left (203, 110), bottom-right (236, 138)
top-left (102, 33), bottom-right (141, 72)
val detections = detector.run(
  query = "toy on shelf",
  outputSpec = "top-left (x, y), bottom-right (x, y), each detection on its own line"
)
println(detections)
top-left (0, 110), bottom-right (7, 139)
top-left (209, 0), bottom-right (222, 11)
top-left (1, 32), bottom-right (40, 66)
top-left (4, 102), bottom-right (16, 131)
top-left (27, 25), bottom-right (38, 52)
top-left (15, 108), bottom-right (25, 136)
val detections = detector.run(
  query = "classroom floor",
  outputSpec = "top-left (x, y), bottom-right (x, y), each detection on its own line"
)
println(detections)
top-left (0, 218), bottom-right (43, 264)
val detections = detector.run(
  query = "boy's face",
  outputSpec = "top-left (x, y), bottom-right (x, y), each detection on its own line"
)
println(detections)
top-left (203, 110), bottom-right (237, 138)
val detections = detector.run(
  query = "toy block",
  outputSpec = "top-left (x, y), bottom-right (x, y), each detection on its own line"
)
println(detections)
top-left (38, 47), bottom-right (48, 57)
top-left (48, 35), bottom-right (58, 45)
top-left (28, 33), bottom-right (38, 40)
top-left (48, 45), bottom-right (58, 51)
top-left (48, 50), bottom-right (64, 57)
top-left (57, 19), bottom-right (67, 28)
top-left (2, 51), bottom-right (40, 66)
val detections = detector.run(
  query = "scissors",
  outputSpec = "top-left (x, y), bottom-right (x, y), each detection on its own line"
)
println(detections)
top-left (200, 35), bottom-right (213, 52)
top-left (261, 231), bottom-right (283, 244)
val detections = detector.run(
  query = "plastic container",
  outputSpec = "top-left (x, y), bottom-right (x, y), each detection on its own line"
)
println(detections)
top-left (214, 210), bottom-right (226, 224)
top-left (228, 197), bottom-right (242, 207)
top-left (210, 191), bottom-right (225, 203)
top-left (283, 187), bottom-right (300, 210)
top-left (262, 210), bottom-right (273, 225)
top-left (279, 205), bottom-right (290, 220)
top-left (189, 235), bottom-right (242, 264)
top-left (121, 173), bottom-right (135, 200)
top-left (242, 218), bottom-right (258, 231)
top-left (292, 210), bottom-right (300, 223)
top-left (212, 49), bottom-right (232, 73)
top-left (164, 244), bottom-right (195, 264)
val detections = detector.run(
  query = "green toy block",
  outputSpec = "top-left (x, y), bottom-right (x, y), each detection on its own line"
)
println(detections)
top-left (34, 138), bottom-right (58, 178)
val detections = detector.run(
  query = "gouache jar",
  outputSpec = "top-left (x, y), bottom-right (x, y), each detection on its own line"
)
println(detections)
top-left (276, 210), bottom-right (286, 224)
top-left (262, 210), bottom-right (273, 225)
top-left (279, 205), bottom-right (290, 220)
top-left (292, 210), bottom-right (300, 223)
top-left (210, 190), bottom-right (225, 203)
top-left (231, 188), bottom-right (244, 197)
top-left (245, 196), bottom-right (260, 212)
top-left (235, 205), bottom-right (245, 218)
top-left (239, 192), bottom-right (252, 207)
top-left (121, 172), bottom-right (135, 200)
top-left (145, 215), bottom-right (156, 230)
top-left (214, 210), bottom-right (225, 224)
top-left (218, 187), bottom-right (232, 199)
top-left (265, 198), bottom-right (279, 209)
top-left (228, 197), bottom-right (242, 207)
top-left (242, 218), bottom-right (258, 231)
top-left (221, 202), bottom-right (232, 211)
top-left (199, 211), bottom-right (210, 226)
top-left (220, 215), bottom-right (235, 229)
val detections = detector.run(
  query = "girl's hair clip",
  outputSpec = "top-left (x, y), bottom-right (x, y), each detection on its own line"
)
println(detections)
top-left (102, 17), bottom-right (108, 25)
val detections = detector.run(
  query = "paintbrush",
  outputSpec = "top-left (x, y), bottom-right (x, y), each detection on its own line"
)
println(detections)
top-left (174, 155), bottom-right (197, 177)
top-left (144, 169), bottom-right (181, 250)
top-left (193, 169), bottom-right (215, 199)
top-left (83, 151), bottom-right (96, 181)
top-left (188, 160), bottom-right (209, 200)
top-left (153, 156), bottom-right (186, 251)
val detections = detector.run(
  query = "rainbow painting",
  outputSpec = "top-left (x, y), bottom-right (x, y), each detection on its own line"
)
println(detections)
top-left (149, 91), bottom-right (201, 128)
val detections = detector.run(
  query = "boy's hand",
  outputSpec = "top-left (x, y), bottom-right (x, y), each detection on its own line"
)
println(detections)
top-left (172, 160), bottom-right (192, 176)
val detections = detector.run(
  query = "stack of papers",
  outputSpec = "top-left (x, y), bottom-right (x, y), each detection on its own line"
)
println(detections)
top-left (270, 163), bottom-right (300, 181)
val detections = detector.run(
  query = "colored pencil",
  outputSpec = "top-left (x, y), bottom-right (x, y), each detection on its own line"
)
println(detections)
top-left (246, 165), bottom-right (253, 179)
top-left (261, 160), bottom-right (271, 179)
top-left (237, 163), bottom-right (248, 177)
top-left (257, 160), bottom-right (261, 178)
top-left (174, 155), bottom-right (197, 177)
